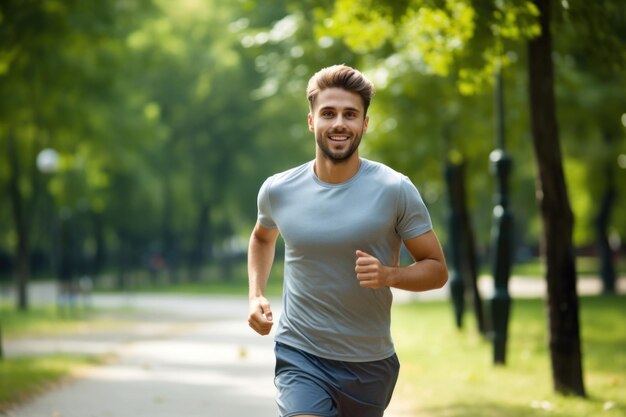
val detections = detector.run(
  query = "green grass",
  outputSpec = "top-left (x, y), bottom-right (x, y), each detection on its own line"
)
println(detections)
top-left (511, 256), bottom-right (626, 278)
top-left (102, 261), bottom-right (285, 297)
top-left (0, 305), bottom-right (121, 411)
top-left (0, 304), bottom-right (127, 338)
top-left (390, 296), bottom-right (625, 417)
top-left (0, 354), bottom-right (102, 411)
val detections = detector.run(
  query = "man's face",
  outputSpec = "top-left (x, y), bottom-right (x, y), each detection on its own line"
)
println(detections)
top-left (308, 87), bottom-right (369, 163)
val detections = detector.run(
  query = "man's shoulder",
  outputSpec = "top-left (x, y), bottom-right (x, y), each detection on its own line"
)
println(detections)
top-left (265, 160), bottom-right (312, 190)
top-left (361, 158), bottom-right (406, 185)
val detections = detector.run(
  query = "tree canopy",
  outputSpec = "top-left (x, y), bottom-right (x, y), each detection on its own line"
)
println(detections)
top-left (0, 0), bottom-right (624, 297)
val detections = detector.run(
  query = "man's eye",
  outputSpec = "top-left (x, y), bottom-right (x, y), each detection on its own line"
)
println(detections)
top-left (322, 111), bottom-right (334, 117)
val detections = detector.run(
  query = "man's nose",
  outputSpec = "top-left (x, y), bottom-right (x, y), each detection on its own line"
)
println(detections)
top-left (332, 115), bottom-right (346, 128)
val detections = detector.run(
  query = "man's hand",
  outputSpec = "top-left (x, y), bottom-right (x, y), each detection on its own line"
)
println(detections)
top-left (248, 296), bottom-right (274, 335)
top-left (355, 250), bottom-right (391, 289)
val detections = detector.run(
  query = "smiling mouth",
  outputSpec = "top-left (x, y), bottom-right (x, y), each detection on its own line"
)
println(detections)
top-left (329, 135), bottom-right (349, 142)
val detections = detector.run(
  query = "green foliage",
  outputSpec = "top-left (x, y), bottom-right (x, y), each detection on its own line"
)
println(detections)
top-left (318, 0), bottom-right (540, 94)
top-left (0, 0), bottom-right (624, 294)
top-left (0, 0), bottom-right (312, 287)
top-left (398, 1), bottom-right (476, 77)
top-left (316, 0), bottom-right (395, 53)
top-left (552, 1), bottom-right (626, 246)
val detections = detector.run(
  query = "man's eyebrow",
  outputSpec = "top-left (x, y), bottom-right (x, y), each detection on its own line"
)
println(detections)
top-left (318, 106), bottom-right (361, 113)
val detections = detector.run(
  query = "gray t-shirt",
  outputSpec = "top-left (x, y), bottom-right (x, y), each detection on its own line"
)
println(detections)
top-left (257, 158), bottom-right (432, 361)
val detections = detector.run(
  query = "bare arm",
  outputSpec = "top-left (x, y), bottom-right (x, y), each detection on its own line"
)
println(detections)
top-left (247, 221), bottom-right (280, 335)
top-left (355, 230), bottom-right (448, 292)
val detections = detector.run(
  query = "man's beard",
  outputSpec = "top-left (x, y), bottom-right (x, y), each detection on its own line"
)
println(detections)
top-left (316, 133), bottom-right (362, 163)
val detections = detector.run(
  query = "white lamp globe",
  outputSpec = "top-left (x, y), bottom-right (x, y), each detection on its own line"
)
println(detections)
top-left (36, 148), bottom-right (60, 174)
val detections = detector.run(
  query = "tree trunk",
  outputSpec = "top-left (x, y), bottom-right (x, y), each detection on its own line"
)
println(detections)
top-left (58, 212), bottom-right (77, 314)
top-left (116, 232), bottom-right (129, 291)
top-left (91, 211), bottom-right (106, 280)
top-left (456, 164), bottom-right (485, 335)
top-left (189, 202), bottom-right (211, 282)
top-left (445, 159), bottom-right (485, 333)
top-left (445, 160), bottom-right (465, 329)
top-left (596, 132), bottom-right (616, 294)
top-left (161, 176), bottom-right (178, 284)
top-left (7, 132), bottom-right (31, 311)
top-left (528, 0), bottom-right (585, 396)
top-left (460, 209), bottom-right (485, 335)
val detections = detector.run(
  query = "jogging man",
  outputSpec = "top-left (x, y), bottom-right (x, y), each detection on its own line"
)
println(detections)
top-left (248, 64), bottom-right (448, 417)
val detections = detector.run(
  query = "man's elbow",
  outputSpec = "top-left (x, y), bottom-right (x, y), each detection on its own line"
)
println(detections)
top-left (433, 262), bottom-right (449, 289)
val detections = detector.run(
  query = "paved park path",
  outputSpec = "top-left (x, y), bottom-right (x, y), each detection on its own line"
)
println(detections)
top-left (3, 291), bottom-right (280, 417)
top-left (2, 277), bottom-right (624, 417)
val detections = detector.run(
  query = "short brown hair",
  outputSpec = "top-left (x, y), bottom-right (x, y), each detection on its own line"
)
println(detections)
top-left (306, 64), bottom-right (375, 115)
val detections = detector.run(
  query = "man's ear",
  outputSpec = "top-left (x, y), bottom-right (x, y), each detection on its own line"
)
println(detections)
top-left (308, 113), bottom-right (314, 132)
top-left (363, 115), bottom-right (369, 133)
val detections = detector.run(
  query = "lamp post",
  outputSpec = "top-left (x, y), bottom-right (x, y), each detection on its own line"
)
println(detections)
top-left (36, 147), bottom-right (60, 268)
top-left (489, 68), bottom-right (513, 365)
top-left (36, 148), bottom-right (60, 302)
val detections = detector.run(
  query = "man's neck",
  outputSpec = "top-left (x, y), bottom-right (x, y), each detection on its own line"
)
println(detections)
top-left (313, 153), bottom-right (361, 184)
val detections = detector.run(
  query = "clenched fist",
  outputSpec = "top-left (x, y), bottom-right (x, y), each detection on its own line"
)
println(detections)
top-left (355, 250), bottom-right (391, 289)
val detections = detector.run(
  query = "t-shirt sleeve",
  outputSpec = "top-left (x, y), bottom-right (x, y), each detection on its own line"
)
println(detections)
top-left (396, 175), bottom-right (432, 240)
top-left (257, 176), bottom-right (277, 229)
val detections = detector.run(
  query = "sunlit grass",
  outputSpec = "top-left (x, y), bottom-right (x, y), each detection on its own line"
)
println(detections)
top-left (511, 256), bottom-right (626, 278)
top-left (390, 296), bottom-right (625, 417)
top-left (0, 305), bottom-right (121, 411)
top-left (0, 354), bottom-right (101, 411)
top-left (0, 304), bottom-right (127, 338)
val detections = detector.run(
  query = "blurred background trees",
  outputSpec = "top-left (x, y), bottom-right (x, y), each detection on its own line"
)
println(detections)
top-left (0, 2), bottom-right (624, 309)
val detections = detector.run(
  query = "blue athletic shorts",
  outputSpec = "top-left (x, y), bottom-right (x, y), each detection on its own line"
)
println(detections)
top-left (274, 342), bottom-right (400, 417)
